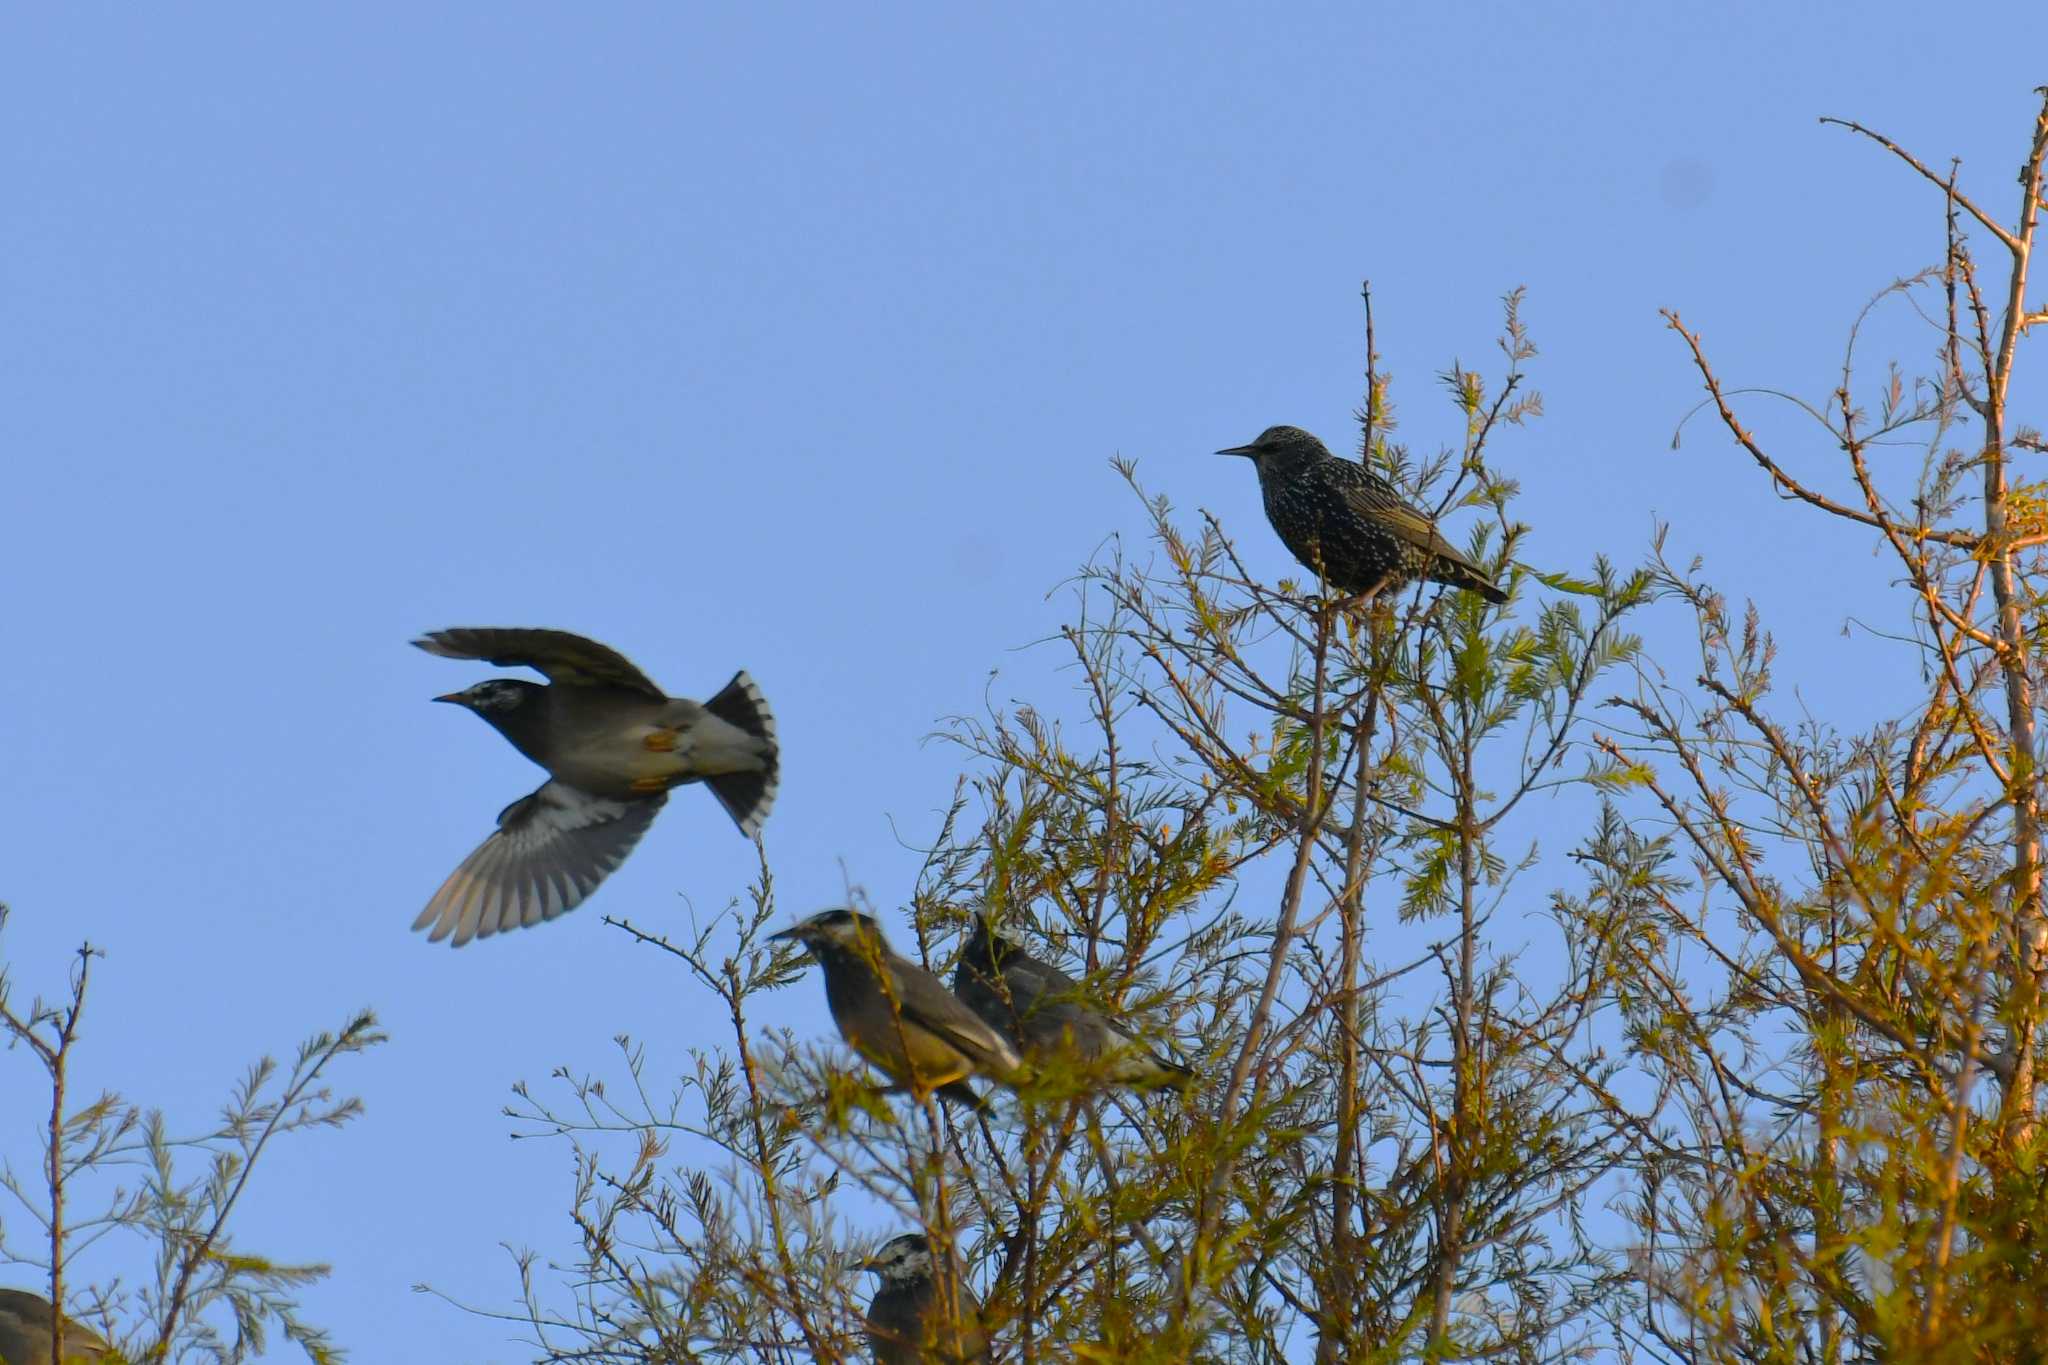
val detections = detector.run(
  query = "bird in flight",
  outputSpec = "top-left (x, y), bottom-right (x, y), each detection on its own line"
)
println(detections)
top-left (413, 627), bottom-right (777, 947)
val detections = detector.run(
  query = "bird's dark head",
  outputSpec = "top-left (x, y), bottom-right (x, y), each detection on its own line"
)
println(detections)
top-left (961, 916), bottom-right (1022, 969)
top-left (858, 1232), bottom-right (934, 1285)
top-left (1217, 424), bottom-right (1331, 479)
top-left (433, 678), bottom-right (543, 723)
top-left (771, 908), bottom-right (890, 958)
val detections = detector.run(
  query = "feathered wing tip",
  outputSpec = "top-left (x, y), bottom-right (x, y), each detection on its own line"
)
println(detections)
top-left (1435, 553), bottom-right (1509, 605)
top-left (936, 1078), bottom-right (995, 1114)
top-left (1102, 1020), bottom-right (1200, 1090)
top-left (703, 670), bottom-right (779, 836)
top-left (412, 782), bottom-right (665, 947)
top-left (1138, 1050), bottom-right (1200, 1090)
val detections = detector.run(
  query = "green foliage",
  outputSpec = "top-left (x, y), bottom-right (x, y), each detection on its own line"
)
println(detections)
top-left (1587, 90), bottom-right (2048, 1362)
top-left (0, 916), bottom-right (383, 1363)
top-left (464, 89), bottom-right (2048, 1365)
top-left (484, 290), bottom-right (1656, 1363)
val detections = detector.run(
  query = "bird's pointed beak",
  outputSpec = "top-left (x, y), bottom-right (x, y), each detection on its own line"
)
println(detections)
top-left (1216, 444), bottom-right (1256, 458)
top-left (432, 692), bottom-right (467, 705)
top-left (768, 925), bottom-right (804, 942)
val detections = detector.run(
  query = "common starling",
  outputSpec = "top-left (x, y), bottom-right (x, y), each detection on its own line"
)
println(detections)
top-left (413, 627), bottom-right (778, 947)
top-left (857, 1233), bottom-right (991, 1365)
top-left (953, 918), bottom-right (1193, 1090)
top-left (1218, 425), bottom-right (1508, 604)
top-left (0, 1289), bottom-right (112, 1363)
top-left (771, 910), bottom-right (1028, 1112)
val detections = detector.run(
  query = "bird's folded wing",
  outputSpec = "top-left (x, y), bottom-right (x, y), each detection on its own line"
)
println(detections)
top-left (1006, 950), bottom-right (1080, 1000)
top-left (413, 627), bottom-right (666, 699)
top-left (0, 1290), bottom-right (111, 1360)
top-left (1014, 956), bottom-right (1191, 1079)
top-left (1339, 485), bottom-right (1466, 560)
top-left (1001, 960), bottom-right (1093, 1034)
top-left (897, 968), bottom-right (1027, 1078)
top-left (414, 781), bottom-right (667, 946)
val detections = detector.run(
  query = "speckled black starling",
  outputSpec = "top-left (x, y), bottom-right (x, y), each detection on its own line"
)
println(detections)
top-left (1218, 425), bottom-right (1508, 604)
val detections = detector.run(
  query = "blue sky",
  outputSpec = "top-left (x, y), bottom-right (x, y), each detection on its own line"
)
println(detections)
top-left (3, 5), bottom-right (2043, 1359)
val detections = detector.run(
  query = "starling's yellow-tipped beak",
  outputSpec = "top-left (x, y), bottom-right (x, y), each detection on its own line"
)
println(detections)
top-left (1216, 444), bottom-right (1256, 457)
top-left (432, 692), bottom-right (467, 705)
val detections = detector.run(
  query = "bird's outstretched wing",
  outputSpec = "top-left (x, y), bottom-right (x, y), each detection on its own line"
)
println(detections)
top-left (414, 781), bottom-right (667, 946)
top-left (414, 627), bottom-right (666, 699)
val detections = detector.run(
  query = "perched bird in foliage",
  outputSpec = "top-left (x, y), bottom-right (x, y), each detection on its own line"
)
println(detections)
top-left (772, 910), bottom-right (1026, 1112)
top-left (1217, 425), bottom-right (1508, 604)
top-left (857, 1233), bottom-right (990, 1365)
top-left (0, 1289), bottom-right (111, 1364)
top-left (413, 627), bottom-right (777, 947)
top-left (953, 918), bottom-right (1193, 1090)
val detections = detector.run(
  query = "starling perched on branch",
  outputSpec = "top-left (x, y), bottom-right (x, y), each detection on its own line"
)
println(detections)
top-left (771, 909), bottom-right (1028, 1112)
top-left (1218, 425), bottom-right (1508, 604)
top-left (953, 918), bottom-right (1193, 1091)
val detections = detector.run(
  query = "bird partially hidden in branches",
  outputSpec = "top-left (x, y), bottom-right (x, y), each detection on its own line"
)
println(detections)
top-left (1217, 424), bottom-right (1508, 605)
top-left (772, 910), bottom-right (1027, 1113)
top-left (0, 1289), bottom-right (112, 1363)
top-left (412, 627), bottom-right (778, 947)
top-left (953, 918), bottom-right (1194, 1092)
top-left (857, 1233), bottom-right (990, 1365)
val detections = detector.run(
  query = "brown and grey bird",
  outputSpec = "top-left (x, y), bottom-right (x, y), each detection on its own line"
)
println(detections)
top-left (772, 910), bottom-right (1027, 1111)
top-left (953, 918), bottom-right (1193, 1090)
top-left (413, 627), bottom-right (777, 947)
top-left (1218, 425), bottom-right (1508, 604)
top-left (857, 1233), bottom-right (990, 1365)
top-left (0, 1289), bottom-right (111, 1364)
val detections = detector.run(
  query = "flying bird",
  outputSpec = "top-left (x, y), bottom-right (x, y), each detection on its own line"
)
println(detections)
top-left (856, 1232), bottom-right (990, 1365)
top-left (413, 627), bottom-right (777, 946)
top-left (953, 918), bottom-right (1193, 1090)
top-left (1218, 424), bottom-right (1508, 604)
top-left (772, 910), bottom-right (1026, 1112)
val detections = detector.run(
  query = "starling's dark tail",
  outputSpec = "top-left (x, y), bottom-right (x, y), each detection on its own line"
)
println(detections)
top-left (1438, 555), bottom-right (1509, 605)
top-left (704, 670), bottom-right (779, 837)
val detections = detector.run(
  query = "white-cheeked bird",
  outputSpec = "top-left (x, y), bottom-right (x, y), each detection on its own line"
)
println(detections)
top-left (413, 627), bottom-right (777, 947)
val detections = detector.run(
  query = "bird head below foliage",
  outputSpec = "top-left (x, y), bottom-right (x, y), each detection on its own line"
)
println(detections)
top-left (1216, 424), bottom-right (1331, 477)
top-left (958, 915), bottom-right (1022, 968)
top-left (857, 1232), bottom-right (935, 1284)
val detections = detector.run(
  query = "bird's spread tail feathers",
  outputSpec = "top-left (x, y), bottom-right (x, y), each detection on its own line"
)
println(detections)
top-left (703, 670), bottom-right (779, 836)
